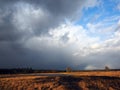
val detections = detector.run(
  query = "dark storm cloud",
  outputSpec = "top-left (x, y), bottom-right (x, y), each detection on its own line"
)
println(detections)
top-left (0, 0), bottom-right (88, 69)
top-left (0, 17), bottom-right (22, 42)
top-left (0, 0), bottom-right (86, 40)
top-left (0, 41), bottom-right (73, 69)
top-left (13, 0), bottom-right (86, 35)
top-left (24, 0), bottom-right (84, 13)
top-left (0, 0), bottom-right (120, 70)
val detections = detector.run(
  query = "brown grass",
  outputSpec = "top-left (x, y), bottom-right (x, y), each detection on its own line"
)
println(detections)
top-left (64, 71), bottom-right (120, 77)
top-left (0, 71), bottom-right (120, 90)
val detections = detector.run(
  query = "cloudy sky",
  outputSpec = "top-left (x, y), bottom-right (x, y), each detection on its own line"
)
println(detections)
top-left (0, 0), bottom-right (120, 70)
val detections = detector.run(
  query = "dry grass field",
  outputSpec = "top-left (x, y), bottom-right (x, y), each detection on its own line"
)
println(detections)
top-left (0, 71), bottom-right (120, 90)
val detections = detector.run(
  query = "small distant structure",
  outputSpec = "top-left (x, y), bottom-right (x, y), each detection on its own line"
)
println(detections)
top-left (66, 67), bottom-right (72, 72)
top-left (105, 66), bottom-right (110, 71)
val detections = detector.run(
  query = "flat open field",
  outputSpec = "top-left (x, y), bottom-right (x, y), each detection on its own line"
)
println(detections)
top-left (0, 71), bottom-right (120, 90)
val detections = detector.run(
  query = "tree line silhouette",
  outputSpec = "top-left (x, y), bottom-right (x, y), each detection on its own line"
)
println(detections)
top-left (0, 68), bottom-right (65, 74)
top-left (0, 66), bottom-right (120, 74)
top-left (0, 68), bottom-right (33, 74)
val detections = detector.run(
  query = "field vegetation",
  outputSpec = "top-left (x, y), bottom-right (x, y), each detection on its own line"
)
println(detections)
top-left (0, 70), bottom-right (120, 90)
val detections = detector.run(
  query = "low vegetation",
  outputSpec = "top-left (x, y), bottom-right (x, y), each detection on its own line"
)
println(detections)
top-left (0, 70), bottom-right (120, 90)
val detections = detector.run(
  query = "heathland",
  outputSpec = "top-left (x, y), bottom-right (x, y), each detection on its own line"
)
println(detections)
top-left (0, 70), bottom-right (120, 90)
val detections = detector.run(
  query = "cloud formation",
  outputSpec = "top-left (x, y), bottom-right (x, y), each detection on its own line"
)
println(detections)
top-left (0, 0), bottom-right (120, 70)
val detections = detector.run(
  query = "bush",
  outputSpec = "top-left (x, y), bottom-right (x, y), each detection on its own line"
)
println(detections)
top-left (105, 66), bottom-right (110, 71)
top-left (66, 67), bottom-right (72, 72)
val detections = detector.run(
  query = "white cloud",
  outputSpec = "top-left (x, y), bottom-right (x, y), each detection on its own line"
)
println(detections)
top-left (117, 3), bottom-right (120, 10)
top-left (86, 15), bottom-right (120, 39)
top-left (23, 13), bottom-right (120, 69)
top-left (118, 20), bottom-right (120, 25)
top-left (24, 22), bottom-right (100, 57)
top-left (84, 0), bottom-right (100, 9)
top-left (85, 65), bottom-right (97, 70)
top-left (25, 20), bottom-right (120, 55)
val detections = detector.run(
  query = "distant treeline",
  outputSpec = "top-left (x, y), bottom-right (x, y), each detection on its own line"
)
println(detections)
top-left (0, 68), bottom-right (65, 74)
top-left (0, 68), bottom-right (120, 74)
top-left (0, 68), bottom-right (33, 74)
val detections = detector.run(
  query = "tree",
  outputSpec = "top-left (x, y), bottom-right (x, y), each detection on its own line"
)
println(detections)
top-left (105, 66), bottom-right (110, 71)
top-left (66, 67), bottom-right (72, 72)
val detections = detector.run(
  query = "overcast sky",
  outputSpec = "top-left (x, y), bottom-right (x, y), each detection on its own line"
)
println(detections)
top-left (0, 0), bottom-right (120, 70)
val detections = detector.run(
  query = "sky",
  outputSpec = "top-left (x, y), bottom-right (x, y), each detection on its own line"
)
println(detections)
top-left (0, 0), bottom-right (120, 70)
